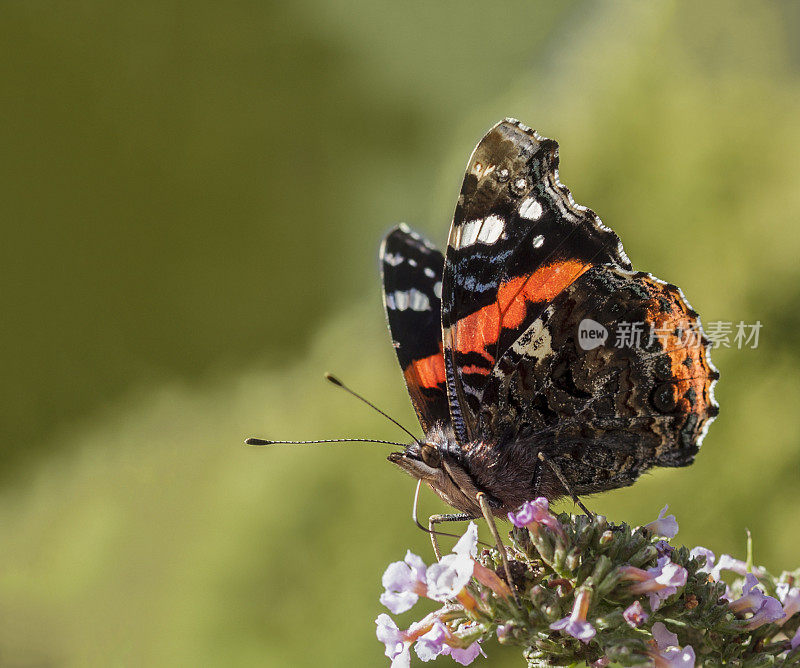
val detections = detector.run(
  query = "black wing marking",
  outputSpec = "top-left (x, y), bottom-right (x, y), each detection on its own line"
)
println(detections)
top-left (380, 224), bottom-right (450, 432)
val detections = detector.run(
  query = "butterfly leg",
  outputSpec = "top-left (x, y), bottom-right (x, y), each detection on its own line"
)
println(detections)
top-left (537, 452), bottom-right (594, 518)
top-left (476, 492), bottom-right (521, 607)
top-left (428, 513), bottom-right (472, 560)
top-left (413, 480), bottom-right (474, 559)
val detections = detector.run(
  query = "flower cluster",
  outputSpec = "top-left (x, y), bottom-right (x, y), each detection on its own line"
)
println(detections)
top-left (376, 522), bottom-right (506, 667)
top-left (375, 499), bottom-right (800, 666)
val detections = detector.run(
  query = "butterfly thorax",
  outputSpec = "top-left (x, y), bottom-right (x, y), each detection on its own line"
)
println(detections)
top-left (388, 423), bottom-right (564, 517)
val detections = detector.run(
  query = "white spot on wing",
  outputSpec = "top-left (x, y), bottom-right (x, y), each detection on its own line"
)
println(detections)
top-left (532, 234), bottom-right (544, 248)
top-left (408, 258), bottom-right (417, 267)
top-left (409, 289), bottom-right (430, 311)
top-left (458, 219), bottom-right (481, 247)
top-left (471, 162), bottom-right (496, 178)
top-left (384, 253), bottom-right (404, 266)
top-left (454, 216), bottom-right (505, 248)
top-left (477, 214), bottom-right (505, 244)
top-left (433, 282), bottom-right (442, 299)
top-left (424, 267), bottom-right (435, 279)
top-left (388, 288), bottom-right (432, 312)
top-left (519, 197), bottom-right (543, 220)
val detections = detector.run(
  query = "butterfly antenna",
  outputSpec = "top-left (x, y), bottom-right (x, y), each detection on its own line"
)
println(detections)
top-left (245, 437), bottom-right (407, 447)
top-left (324, 373), bottom-right (421, 445)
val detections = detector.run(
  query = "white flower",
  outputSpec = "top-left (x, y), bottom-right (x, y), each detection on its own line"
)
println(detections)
top-left (375, 614), bottom-right (411, 667)
top-left (425, 522), bottom-right (478, 601)
top-left (426, 553), bottom-right (474, 601)
top-left (380, 550), bottom-right (428, 614)
top-left (452, 521), bottom-right (478, 558)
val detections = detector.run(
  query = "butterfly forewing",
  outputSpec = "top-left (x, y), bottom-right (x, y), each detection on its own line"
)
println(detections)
top-left (440, 119), bottom-right (631, 443)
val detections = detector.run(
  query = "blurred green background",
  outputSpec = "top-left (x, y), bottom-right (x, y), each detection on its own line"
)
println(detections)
top-left (2, 1), bottom-right (800, 665)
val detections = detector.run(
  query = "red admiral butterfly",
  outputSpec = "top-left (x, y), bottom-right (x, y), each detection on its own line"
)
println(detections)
top-left (248, 119), bottom-right (719, 537)
top-left (379, 119), bottom-right (718, 521)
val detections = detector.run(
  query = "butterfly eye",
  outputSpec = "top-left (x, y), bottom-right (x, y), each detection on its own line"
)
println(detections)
top-left (421, 444), bottom-right (442, 467)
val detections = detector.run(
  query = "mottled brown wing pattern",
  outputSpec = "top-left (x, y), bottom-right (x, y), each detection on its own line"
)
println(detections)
top-left (471, 265), bottom-right (719, 504)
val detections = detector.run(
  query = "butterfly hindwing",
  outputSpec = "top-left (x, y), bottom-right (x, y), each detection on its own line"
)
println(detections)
top-left (380, 225), bottom-right (450, 431)
top-left (441, 119), bottom-right (631, 443)
top-left (477, 264), bottom-right (719, 496)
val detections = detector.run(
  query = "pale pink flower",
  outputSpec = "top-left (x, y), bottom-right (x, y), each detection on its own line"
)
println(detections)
top-left (644, 505), bottom-right (679, 538)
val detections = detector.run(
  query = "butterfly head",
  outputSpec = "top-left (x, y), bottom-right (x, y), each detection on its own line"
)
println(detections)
top-left (387, 426), bottom-right (485, 516)
top-left (387, 441), bottom-right (443, 480)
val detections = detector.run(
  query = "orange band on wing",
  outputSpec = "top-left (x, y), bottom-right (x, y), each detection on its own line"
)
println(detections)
top-left (453, 259), bottom-right (591, 357)
top-left (644, 294), bottom-right (716, 417)
top-left (404, 350), bottom-right (447, 389)
top-left (459, 364), bottom-right (491, 376)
